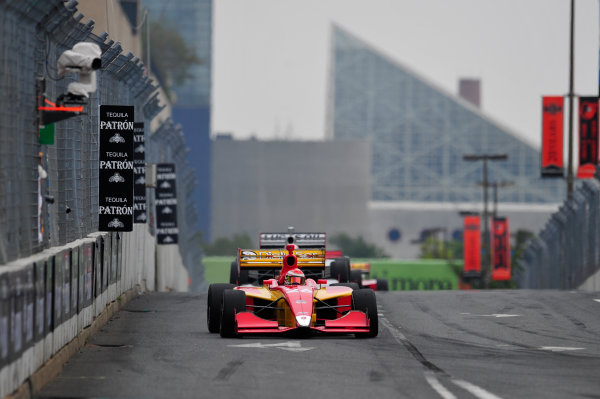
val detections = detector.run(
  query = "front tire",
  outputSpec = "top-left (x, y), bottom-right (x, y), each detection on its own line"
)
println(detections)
top-left (220, 289), bottom-right (246, 338)
top-left (207, 283), bottom-right (235, 333)
top-left (352, 288), bottom-right (378, 338)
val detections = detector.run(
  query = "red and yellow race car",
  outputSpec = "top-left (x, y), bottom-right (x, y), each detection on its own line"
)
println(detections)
top-left (326, 250), bottom-right (389, 291)
top-left (207, 245), bottom-right (378, 338)
top-left (349, 262), bottom-right (389, 291)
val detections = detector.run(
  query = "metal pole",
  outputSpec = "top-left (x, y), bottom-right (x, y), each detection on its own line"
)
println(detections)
top-left (493, 183), bottom-right (498, 218)
top-left (567, 0), bottom-right (575, 197)
top-left (146, 9), bottom-right (151, 74)
top-left (483, 159), bottom-right (489, 287)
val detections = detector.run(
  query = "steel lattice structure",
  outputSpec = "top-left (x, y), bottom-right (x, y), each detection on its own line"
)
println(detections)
top-left (326, 26), bottom-right (564, 203)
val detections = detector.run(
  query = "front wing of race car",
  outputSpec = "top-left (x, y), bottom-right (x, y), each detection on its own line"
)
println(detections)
top-left (235, 310), bottom-right (370, 334)
top-left (232, 283), bottom-right (373, 335)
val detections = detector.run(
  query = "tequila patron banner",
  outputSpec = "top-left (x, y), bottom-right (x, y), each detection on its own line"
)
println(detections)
top-left (491, 217), bottom-right (511, 281)
top-left (98, 105), bottom-right (134, 231)
top-left (577, 97), bottom-right (599, 179)
top-left (541, 96), bottom-right (564, 177)
top-left (133, 123), bottom-right (147, 223)
top-left (463, 215), bottom-right (481, 275)
top-left (155, 163), bottom-right (178, 244)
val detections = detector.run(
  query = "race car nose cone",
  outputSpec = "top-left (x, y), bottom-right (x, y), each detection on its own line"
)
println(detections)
top-left (296, 315), bottom-right (311, 327)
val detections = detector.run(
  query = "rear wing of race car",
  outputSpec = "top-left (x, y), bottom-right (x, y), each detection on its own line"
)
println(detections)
top-left (259, 232), bottom-right (326, 249)
top-left (238, 248), bottom-right (326, 270)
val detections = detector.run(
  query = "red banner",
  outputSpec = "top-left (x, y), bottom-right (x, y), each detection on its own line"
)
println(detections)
top-left (463, 215), bottom-right (481, 275)
top-left (491, 217), bottom-right (511, 281)
top-left (577, 97), bottom-right (599, 179)
top-left (541, 96), bottom-right (564, 177)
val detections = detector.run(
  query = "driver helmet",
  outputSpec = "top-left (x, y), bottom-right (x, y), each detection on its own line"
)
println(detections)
top-left (284, 268), bottom-right (305, 285)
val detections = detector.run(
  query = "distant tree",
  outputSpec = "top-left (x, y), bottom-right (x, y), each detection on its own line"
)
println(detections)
top-left (201, 233), bottom-right (254, 256)
top-left (143, 20), bottom-right (202, 99)
top-left (329, 233), bottom-right (389, 258)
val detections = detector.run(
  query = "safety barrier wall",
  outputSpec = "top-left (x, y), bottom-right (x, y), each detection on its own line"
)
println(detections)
top-left (516, 174), bottom-right (600, 289)
top-left (0, 231), bottom-right (156, 398)
top-left (0, 0), bottom-right (197, 396)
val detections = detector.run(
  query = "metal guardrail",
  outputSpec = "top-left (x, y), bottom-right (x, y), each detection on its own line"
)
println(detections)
top-left (515, 174), bottom-right (600, 289)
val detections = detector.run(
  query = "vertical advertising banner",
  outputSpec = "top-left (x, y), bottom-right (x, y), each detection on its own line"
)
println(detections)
top-left (0, 273), bottom-right (9, 368)
top-left (98, 105), bottom-right (135, 231)
top-left (62, 250), bottom-right (71, 320)
top-left (491, 218), bottom-right (511, 281)
top-left (133, 122), bottom-right (147, 223)
top-left (45, 258), bottom-right (54, 332)
top-left (9, 271), bottom-right (24, 361)
top-left (53, 253), bottom-right (63, 330)
top-left (577, 97), bottom-right (599, 179)
top-left (71, 248), bottom-right (79, 315)
top-left (463, 215), bottom-right (481, 275)
top-left (541, 96), bottom-right (564, 177)
top-left (24, 266), bottom-right (34, 350)
top-left (34, 261), bottom-right (45, 341)
top-left (155, 163), bottom-right (179, 244)
top-left (83, 243), bottom-right (93, 308)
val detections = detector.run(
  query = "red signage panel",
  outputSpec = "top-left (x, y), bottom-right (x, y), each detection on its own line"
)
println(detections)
top-left (463, 216), bottom-right (481, 275)
top-left (541, 96), bottom-right (564, 177)
top-left (577, 97), bottom-right (599, 179)
top-left (491, 218), bottom-right (511, 281)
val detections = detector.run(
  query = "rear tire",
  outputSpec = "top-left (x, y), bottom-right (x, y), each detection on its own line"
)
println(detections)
top-left (350, 269), bottom-right (362, 287)
top-left (331, 257), bottom-right (350, 282)
top-left (207, 283), bottom-right (235, 333)
top-left (220, 289), bottom-right (246, 338)
top-left (229, 261), bottom-right (239, 284)
top-left (352, 288), bottom-right (378, 338)
top-left (376, 279), bottom-right (389, 291)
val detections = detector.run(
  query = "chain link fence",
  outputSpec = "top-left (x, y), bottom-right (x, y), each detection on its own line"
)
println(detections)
top-left (0, 0), bottom-right (202, 280)
top-left (516, 175), bottom-right (600, 289)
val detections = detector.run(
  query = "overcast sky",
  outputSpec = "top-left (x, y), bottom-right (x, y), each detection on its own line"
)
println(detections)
top-left (212, 0), bottom-right (598, 148)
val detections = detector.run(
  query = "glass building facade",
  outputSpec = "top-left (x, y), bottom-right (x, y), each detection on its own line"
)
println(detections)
top-left (142, 0), bottom-right (213, 235)
top-left (326, 26), bottom-right (564, 203)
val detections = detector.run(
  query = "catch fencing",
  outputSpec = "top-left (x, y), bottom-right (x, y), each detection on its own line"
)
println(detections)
top-left (0, 0), bottom-right (202, 396)
top-left (516, 174), bottom-right (600, 289)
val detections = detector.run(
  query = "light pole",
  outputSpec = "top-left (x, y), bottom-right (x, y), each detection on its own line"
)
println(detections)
top-left (567, 0), bottom-right (575, 197)
top-left (463, 154), bottom-right (508, 287)
top-left (478, 181), bottom-right (515, 218)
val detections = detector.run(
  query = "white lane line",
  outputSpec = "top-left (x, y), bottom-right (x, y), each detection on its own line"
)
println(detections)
top-left (470, 314), bottom-right (521, 318)
top-left (593, 299), bottom-right (600, 303)
top-left (424, 372), bottom-right (456, 399)
top-left (538, 346), bottom-right (584, 352)
top-left (228, 341), bottom-right (314, 351)
top-left (452, 379), bottom-right (504, 399)
top-left (380, 317), bottom-right (409, 342)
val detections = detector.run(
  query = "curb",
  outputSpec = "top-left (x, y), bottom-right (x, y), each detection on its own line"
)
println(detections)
top-left (5, 288), bottom-right (139, 399)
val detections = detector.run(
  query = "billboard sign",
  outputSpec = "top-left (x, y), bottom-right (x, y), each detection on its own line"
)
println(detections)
top-left (98, 105), bottom-right (134, 231)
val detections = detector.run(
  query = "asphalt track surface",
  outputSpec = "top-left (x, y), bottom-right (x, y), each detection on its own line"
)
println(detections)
top-left (37, 290), bottom-right (600, 398)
